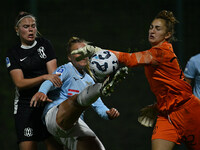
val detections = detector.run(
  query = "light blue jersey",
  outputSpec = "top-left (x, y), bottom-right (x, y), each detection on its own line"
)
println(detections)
top-left (40, 62), bottom-right (109, 123)
top-left (184, 53), bottom-right (200, 99)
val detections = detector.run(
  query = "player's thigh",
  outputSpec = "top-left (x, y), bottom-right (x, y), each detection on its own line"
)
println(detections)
top-left (180, 97), bottom-right (200, 149)
top-left (152, 115), bottom-right (180, 144)
top-left (44, 136), bottom-right (64, 150)
top-left (58, 118), bottom-right (105, 150)
top-left (15, 103), bottom-right (50, 143)
top-left (152, 139), bottom-right (175, 150)
top-left (19, 141), bottom-right (37, 150)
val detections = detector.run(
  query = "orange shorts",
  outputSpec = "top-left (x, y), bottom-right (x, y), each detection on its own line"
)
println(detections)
top-left (152, 96), bottom-right (200, 150)
top-left (152, 115), bottom-right (181, 144)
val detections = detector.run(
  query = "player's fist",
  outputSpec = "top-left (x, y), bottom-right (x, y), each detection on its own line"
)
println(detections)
top-left (71, 45), bottom-right (102, 61)
top-left (106, 108), bottom-right (120, 120)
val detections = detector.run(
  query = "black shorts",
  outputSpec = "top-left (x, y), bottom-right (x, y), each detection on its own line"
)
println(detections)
top-left (14, 101), bottom-right (51, 143)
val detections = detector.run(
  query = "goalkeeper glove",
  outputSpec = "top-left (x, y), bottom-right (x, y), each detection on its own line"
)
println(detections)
top-left (138, 103), bottom-right (158, 127)
top-left (71, 45), bottom-right (102, 61)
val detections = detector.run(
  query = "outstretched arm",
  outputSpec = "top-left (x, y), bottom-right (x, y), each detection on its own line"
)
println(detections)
top-left (71, 45), bottom-right (160, 67)
top-left (110, 50), bottom-right (159, 67)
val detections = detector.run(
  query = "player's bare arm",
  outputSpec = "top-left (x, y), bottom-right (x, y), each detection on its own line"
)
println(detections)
top-left (10, 69), bottom-right (62, 89)
top-left (30, 92), bottom-right (52, 107)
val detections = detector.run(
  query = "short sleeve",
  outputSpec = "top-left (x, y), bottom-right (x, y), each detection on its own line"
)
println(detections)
top-left (6, 49), bottom-right (21, 72)
top-left (184, 58), bottom-right (196, 79)
top-left (42, 38), bottom-right (57, 63)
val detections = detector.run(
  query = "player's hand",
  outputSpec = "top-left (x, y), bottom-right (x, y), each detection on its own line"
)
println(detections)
top-left (30, 92), bottom-right (53, 107)
top-left (106, 108), bottom-right (120, 120)
top-left (44, 73), bottom-right (62, 87)
top-left (138, 104), bottom-right (158, 127)
top-left (71, 45), bottom-right (102, 61)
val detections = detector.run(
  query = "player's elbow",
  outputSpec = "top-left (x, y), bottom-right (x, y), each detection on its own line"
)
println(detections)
top-left (15, 83), bottom-right (26, 90)
top-left (14, 81), bottom-right (31, 90)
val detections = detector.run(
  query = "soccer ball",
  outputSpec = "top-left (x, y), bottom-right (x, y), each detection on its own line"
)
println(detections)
top-left (89, 50), bottom-right (119, 82)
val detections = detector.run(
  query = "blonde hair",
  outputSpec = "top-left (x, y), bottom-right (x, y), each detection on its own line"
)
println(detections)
top-left (66, 37), bottom-right (90, 56)
top-left (66, 37), bottom-right (96, 80)
top-left (15, 11), bottom-right (42, 37)
top-left (15, 11), bottom-right (36, 27)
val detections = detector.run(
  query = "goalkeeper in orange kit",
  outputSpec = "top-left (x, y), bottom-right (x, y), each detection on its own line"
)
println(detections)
top-left (72, 10), bottom-right (200, 150)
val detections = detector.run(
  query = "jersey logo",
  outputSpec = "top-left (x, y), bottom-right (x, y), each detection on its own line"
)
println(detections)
top-left (20, 56), bottom-right (27, 62)
top-left (24, 127), bottom-right (33, 137)
top-left (6, 57), bottom-right (11, 68)
top-left (37, 46), bottom-right (47, 59)
top-left (56, 68), bottom-right (64, 75)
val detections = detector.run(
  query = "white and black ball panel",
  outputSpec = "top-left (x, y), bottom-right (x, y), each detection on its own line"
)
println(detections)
top-left (89, 50), bottom-right (119, 82)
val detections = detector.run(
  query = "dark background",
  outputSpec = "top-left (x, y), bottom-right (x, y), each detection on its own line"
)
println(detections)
top-left (0, 0), bottom-right (199, 149)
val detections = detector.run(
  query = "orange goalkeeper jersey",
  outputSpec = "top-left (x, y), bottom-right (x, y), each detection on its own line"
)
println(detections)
top-left (110, 41), bottom-right (193, 113)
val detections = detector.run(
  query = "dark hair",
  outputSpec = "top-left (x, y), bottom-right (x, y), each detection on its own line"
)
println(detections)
top-left (155, 10), bottom-right (179, 42)
top-left (15, 11), bottom-right (36, 27)
top-left (66, 37), bottom-right (89, 56)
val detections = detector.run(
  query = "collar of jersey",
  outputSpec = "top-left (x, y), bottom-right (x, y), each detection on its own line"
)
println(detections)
top-left (21, 41), bottom-right (37, 49)
top-left (70, 62), bottom-right (86, 79)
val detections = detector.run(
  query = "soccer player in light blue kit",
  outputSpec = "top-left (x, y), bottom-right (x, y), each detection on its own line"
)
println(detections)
top-left (184, 53), bottom-right (200, 99)
top-left (30, 37), bottom-right (123, 150)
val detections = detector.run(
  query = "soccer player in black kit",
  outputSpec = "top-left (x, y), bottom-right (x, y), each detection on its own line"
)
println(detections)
top-left (6, 11), bottom-right (63, 150)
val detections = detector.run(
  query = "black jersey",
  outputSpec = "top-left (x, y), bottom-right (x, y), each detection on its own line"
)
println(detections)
top-left (6, 37), bottom-right (56, 102)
